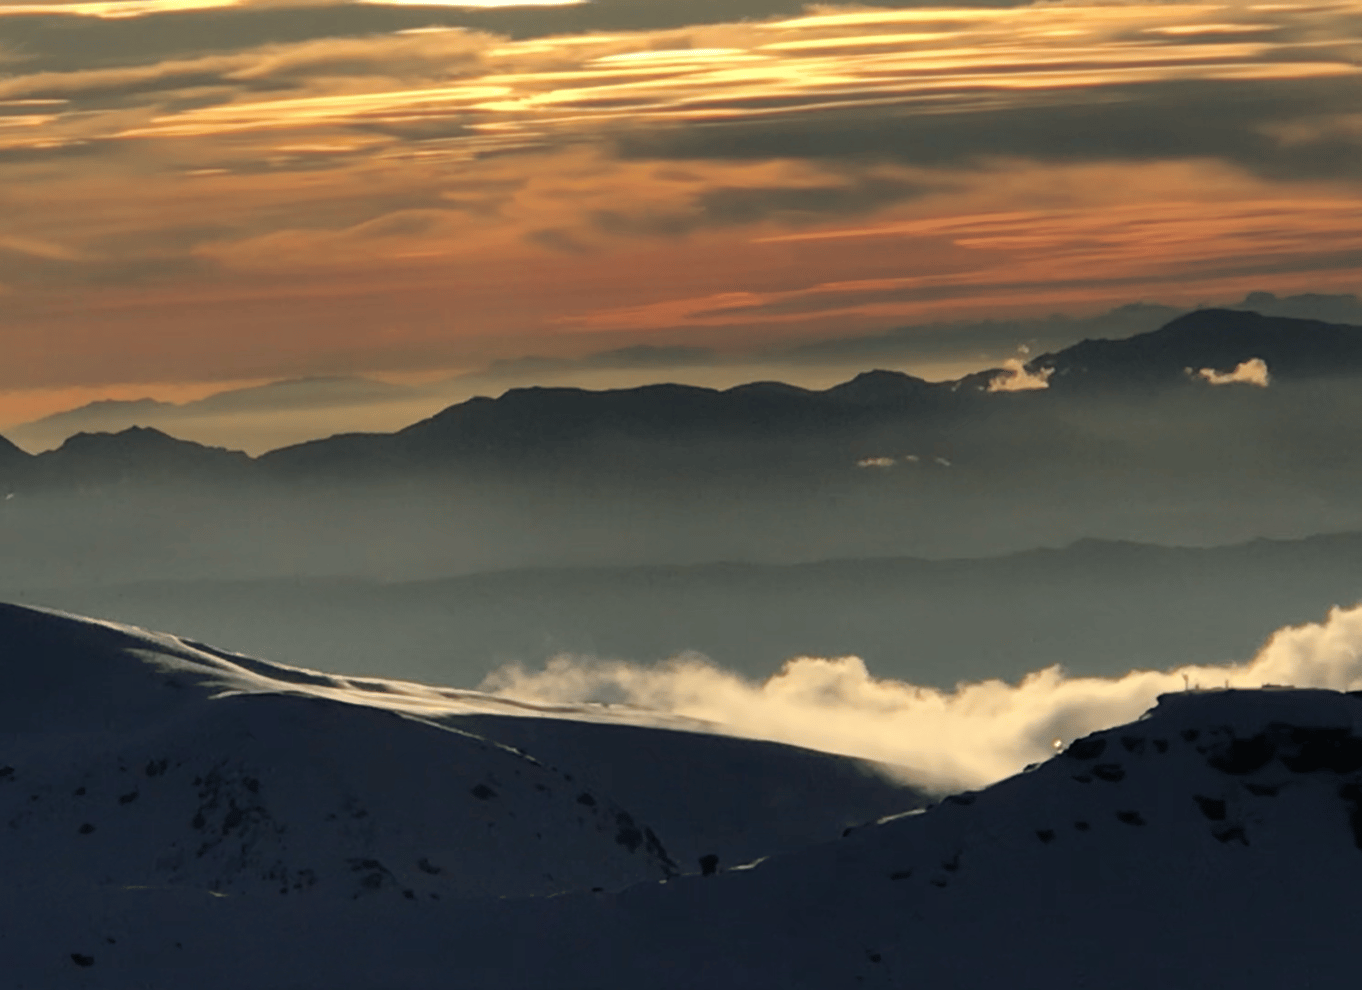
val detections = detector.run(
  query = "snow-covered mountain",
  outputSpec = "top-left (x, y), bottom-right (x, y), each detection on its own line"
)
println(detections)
top-left (5, 602), bottom-right (1361, 987)
top-left (0, 602), bottom-right (685, 903)
top-left (0, 604), bottom-right (925, 969)
top-left (441, 686), bottom-right (1362, 990)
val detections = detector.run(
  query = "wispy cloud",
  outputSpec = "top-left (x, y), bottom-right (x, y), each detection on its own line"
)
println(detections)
top-left (481, 601), bottom-right (1362, 792)
top-left (2, 0), bottom-right (1361, 393)
top-left (558, 192), bottom-right (1362, 332)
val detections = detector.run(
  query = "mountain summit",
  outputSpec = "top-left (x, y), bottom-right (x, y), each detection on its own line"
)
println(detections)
top-left (31, 426), bottom-right (251, 488)
top-left (1033, 308), bottom-right (1362, 390)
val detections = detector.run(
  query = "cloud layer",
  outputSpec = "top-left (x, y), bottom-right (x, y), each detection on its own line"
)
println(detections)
top-left (1, 0), bottom-right (1361, 404)
top-left (482, 601), bottom-right (1362, 793)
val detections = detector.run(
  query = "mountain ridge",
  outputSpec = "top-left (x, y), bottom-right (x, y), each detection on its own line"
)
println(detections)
top-left (1032, 307), bottom-right (1362, 389)
top-left (2, 308), bottom-right (1361, 492)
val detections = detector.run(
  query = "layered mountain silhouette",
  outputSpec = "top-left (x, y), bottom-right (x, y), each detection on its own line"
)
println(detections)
top-left (28, 427), bottom-right (253, 489)
top-left (4, 308), bottom-right (1357, 492)
top-left (254, 375), bottom-right (950, 480)
top-left (4, 377), bottom-right (422, 457)
top-left (12, 377), bottom-right (408, 438)
top-left (5, 308), bottom-right (1362, 585)
top-left (0, 426), bottom-right (251, 494)
top-left (20, 397), bottom-right (177, 439)
top-left (1032, 308), bottom-right (1362, 391)
top-left (17, 531), bottom-right (1362, 688)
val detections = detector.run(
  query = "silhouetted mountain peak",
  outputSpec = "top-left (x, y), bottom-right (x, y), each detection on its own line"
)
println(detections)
top-left (1034, 308), bottom-right (1362, 390)
top-left (54, 425), bottom-right (224, 453)
top-left (723, 381), bottom-right (816, 399)
top-left (32, 426), bottom-right (251, 488)
top-left (0, 433), bottom-right (32, 476)
top-left (385, 379), bottom-right (894, 461)
top-left (398, 382), bottom-right (727, 450)
top-left (822, 368), bottom-right (934, 405)
top-left (0, 432), bottom-right (28, 456)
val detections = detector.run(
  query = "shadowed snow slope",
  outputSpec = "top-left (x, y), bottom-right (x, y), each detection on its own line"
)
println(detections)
top-left (450, 713), bottom-right (926, 871)
top-left (6, 648), bottom-right (1362, 986)
top-left (0, 603), bottom-right (684, 902)
top-left (0, 604), bottom-right (925, 917)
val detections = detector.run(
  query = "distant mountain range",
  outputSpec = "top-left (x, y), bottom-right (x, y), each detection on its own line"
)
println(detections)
top-left (14, 530), bottom-right (1362, 687)
top-left (15, 376), bottom-right (410, 438)
top-left (2, 376), bottom-right (429, 457)
top-left (8, 307), bottom-right (1362, 583)
top-left (12, 291), bottom-right (1361, 459)
top-left (2, 308), bottom-right (1360, 494)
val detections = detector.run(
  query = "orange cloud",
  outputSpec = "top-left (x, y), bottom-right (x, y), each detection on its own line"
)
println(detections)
top-left (0, 0), bottom-right (1360, 394)
top-left (558, 162), bottom-right (1362, 333)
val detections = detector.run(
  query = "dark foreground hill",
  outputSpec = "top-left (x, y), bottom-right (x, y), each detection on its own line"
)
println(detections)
top-left (0, 604), bottom-right (924, 928)
top-left (2, 605), bottom-right (1359, 988)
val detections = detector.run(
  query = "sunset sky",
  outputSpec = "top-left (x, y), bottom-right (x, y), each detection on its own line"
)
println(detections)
top-left (2, 0), bottom-right (1361, 425)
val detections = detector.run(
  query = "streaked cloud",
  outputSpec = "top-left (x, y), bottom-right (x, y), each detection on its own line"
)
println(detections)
top-left (560, 188), bottom-right (1362, 333)
top-left (0, 0), bottom-right (1359, 395)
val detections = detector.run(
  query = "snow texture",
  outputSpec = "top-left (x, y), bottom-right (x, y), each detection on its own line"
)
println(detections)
top-left (4, 603), bottom-right (1361, 987)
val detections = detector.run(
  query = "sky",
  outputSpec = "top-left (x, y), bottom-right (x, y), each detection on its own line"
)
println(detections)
top-left (2, 0), bottom-right (1362, 426)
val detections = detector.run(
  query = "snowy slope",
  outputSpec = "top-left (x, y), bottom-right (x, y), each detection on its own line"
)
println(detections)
top-left (453, 713), bottom-right (925, 871)
top-left (7, 602), bottom-right (1361, 988)
top-left (447, 686), bottom-right (1362, 989)
top-left (7, 674), bottom-right (1362, 987)
top-left (0, 603), bottom-right (924, 908)
top-left (0, 603), bottom-right (681, 902)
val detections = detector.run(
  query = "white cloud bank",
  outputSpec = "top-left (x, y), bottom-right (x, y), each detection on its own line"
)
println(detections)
top-left (482, 601), bottom-right (1362, 792)
top-left (1195, 357), bottom-right (1271, 387)
top-left (987, 357), bottom-right (1052, 393)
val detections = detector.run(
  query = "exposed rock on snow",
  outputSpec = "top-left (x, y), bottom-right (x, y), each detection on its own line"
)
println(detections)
top-left (0, 603), bottom-right (680, 901)
top-left (5, 603), bottom-right (1362, 988)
